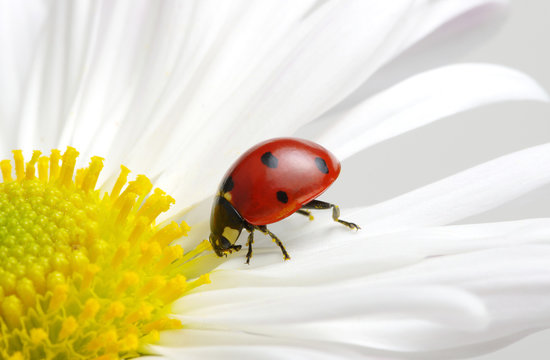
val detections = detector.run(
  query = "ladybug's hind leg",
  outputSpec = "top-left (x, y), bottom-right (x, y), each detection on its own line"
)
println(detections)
top-left (255, 225), bottom-right (291, 261)
top-left (302, 200), bottom-right (360, 230)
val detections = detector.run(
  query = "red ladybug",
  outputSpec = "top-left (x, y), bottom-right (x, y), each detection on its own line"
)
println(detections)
top-left (209, 137), bottom-right (359, 263)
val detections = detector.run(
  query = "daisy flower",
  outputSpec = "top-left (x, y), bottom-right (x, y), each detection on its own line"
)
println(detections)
top-left (1, 1), bottom-right (549, 359)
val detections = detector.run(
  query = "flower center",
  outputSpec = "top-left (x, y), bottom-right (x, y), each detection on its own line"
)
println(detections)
top-left (0, 148), bottom-right (212, 359)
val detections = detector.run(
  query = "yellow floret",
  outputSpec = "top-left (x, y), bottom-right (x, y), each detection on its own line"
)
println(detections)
top-left (0, 148), bottom-right (214, 359)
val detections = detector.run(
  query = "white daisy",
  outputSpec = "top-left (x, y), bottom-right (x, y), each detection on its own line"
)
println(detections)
top-left (1, 1), bottom-right (549, 359)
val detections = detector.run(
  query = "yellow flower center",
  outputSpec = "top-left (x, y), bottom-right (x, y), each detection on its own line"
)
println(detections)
top-left (0, 148), bottom-right (212, 360)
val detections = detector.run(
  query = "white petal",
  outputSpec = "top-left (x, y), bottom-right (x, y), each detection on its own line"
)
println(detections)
top-left (151, 346), bottom-right (371, 360)
top-left (157, 0), bottom-right (512, 209)
top-left (346, 143), bottom-right (550, 234)
top-left (316, 64), bottom-right (549, 160)
top-left (177, 285), bottom-right (486, 328)
top-left (388, 0), bottom-right (508, 53)
top-left (7, 1), bottom-right (519, 211)
top-left (0, 0), bottom-right (46, 153)
top-left (149, 0), bottom-right (422, 208)
top-left (92, 0), bottom-right (317, 166)
top-left (176, 242), bottom-right (550, 356)
top-left (361, 245), bottom-right (550, 354)
top-left (16, 0), bottom-right (416, 201)
top-left (98, 0), bottom-right (506, 209)
top-left (175, 285), bottom-right (490, 357)
top-left (203, 218), bottom-right (550, 285)
top-left (16, 1), bottom-right (102, 153)
top-left (340, 0), bottom-right (508, 103)
top-left (151, 329), bottom-right (385, 360)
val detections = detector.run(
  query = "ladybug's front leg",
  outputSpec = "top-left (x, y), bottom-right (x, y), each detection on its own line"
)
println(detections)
top-left (255, 225), bottom-right (291, 261)
top-left (302, 200), bottom-right (360, 230)
top-left (226, 244), bottom-right (241, 255)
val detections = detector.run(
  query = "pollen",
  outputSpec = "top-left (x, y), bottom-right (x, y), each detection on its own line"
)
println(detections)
top-left (0, 148), bottom-right (213, 359)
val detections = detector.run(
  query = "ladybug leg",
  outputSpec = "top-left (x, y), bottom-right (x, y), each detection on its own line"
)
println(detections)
top-left (302, 200), bottom-right (360, 230)
top-left (330, 204), bottom-right (360, 230)
top-left (296, 209), bottom-right (314, 221)
top-left (229, 244), bottom-right (242, 253)
top-left (255, 225), bottom-right (291, 261)
top-left (223, 244), bottom-right (241, 256)
top-left (245, 229), bottom-right (254, 264)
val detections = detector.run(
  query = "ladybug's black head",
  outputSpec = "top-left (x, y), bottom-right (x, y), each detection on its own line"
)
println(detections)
top-left (209, 196), bottom-right (245, 257)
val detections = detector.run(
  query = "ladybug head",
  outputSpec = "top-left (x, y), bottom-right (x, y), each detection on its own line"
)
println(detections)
top-left (209, 196), bottom-right (244, 257)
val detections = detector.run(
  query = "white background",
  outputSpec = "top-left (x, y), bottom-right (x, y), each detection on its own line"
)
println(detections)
top-left (303, 1), bottom-right (550, 359)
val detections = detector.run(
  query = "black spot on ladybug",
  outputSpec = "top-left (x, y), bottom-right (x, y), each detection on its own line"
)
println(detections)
top-left (315, 157), bottom-right (329, 174)
top-left (276, 191), bottom-right (288, 204)
top-left (222, 176), bottom-right (234, 193)
top-left (261, 152), bottom-right (278, 168)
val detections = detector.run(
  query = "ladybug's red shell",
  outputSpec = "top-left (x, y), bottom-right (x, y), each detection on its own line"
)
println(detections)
top-left (219, 138), bottom-right (340, 225)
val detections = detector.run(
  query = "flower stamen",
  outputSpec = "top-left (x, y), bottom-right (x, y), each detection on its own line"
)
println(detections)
top-left (0, 147), bottom-right (214, 359)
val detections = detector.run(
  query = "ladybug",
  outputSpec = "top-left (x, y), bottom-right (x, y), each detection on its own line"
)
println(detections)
top-left (209, 137), bottom-right (359, 264)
